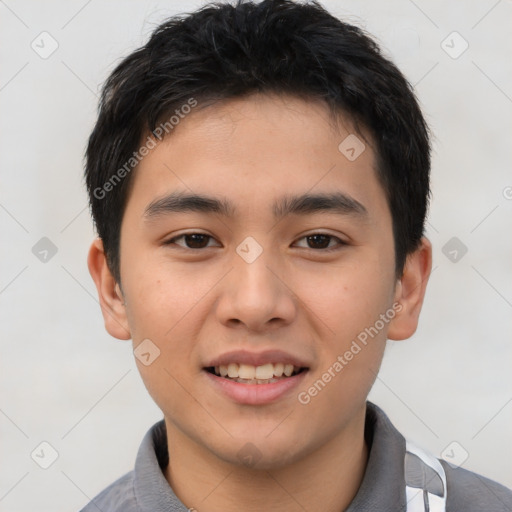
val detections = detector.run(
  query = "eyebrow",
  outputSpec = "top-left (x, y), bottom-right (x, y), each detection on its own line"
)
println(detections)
top-left (143, 190), bottom-right (368, 221)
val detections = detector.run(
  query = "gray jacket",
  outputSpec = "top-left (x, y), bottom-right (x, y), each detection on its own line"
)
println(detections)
top-left (80, 402), bottom-right (512, 511)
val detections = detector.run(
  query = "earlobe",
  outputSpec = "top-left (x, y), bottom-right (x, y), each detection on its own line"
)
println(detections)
top-left (87, 238), bottom-right (131, 340)
top-left (387, 237), bottom-right (432, 341)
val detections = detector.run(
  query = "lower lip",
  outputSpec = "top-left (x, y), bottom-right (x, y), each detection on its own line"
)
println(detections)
top-left (203, 369), bottom-right (308, 405)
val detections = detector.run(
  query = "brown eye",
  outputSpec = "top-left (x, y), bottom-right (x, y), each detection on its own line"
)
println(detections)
top-left (183, 234), bottom-right (210, 248)
top-left (293, 233), bottom-right (345, 252)
top-left (166, 233), bottom-right (219, 249)
top-left (306, 234), bottom-right (332, 249)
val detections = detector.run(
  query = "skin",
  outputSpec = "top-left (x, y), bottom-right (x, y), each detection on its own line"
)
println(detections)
top-left (89, 93), bottom-right (432, 512)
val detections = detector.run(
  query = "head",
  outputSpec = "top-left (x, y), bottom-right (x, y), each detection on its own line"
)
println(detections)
top-left (87, 0), bottom-right (432, 470)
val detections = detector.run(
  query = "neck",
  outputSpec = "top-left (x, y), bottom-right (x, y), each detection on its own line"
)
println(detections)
top-left (164, 406), bottom-right (369, 512)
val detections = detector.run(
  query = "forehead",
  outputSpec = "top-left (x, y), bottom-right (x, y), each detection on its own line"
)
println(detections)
top-left (125, 93), bottom-right (388, 220)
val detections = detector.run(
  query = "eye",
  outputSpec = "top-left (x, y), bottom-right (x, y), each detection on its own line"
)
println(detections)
top-left (164, 232), bottom-right (344, 251)
top-left (294, 233), bottom-right (345, 251)
top-left (165, 233), bottom-right (220, 249)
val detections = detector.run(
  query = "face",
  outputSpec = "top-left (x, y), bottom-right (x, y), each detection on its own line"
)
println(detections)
top-left (89, 93), bottom-right (431, 469)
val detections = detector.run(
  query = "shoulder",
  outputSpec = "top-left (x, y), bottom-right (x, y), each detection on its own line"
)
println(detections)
top-left (79, 471), bottom-right (138, 512)
top-left (443, 461), bottom-right (512, 512)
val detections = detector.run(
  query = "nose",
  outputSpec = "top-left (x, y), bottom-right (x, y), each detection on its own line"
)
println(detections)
top-left (215, 249), bottom-right (297, 332)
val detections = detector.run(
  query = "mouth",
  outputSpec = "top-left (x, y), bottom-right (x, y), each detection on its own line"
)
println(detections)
top-left (204, 363), bottom-right (308, 384)
top-left (202, 350), bottom-right (310, 404)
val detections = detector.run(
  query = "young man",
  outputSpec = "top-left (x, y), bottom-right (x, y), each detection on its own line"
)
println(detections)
top-left (83, 0), bottom-right (512, 510)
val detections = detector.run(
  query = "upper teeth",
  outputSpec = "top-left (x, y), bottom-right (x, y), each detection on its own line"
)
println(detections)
top-left (214, 363), bottom-right (300, 379)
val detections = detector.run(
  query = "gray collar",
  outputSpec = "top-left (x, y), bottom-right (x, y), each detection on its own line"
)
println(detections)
top-left (133, 401), bottom-right (407, 511)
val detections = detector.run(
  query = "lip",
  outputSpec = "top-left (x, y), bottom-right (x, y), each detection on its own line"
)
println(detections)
top-left (204, 349), bottom-right (310, 368)
top-left (203, 368), bottom-right (309, 405)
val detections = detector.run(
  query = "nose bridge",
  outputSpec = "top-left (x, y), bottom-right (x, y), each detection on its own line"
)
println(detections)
top-left (235, 251), bottom-right (277, 299)
top-left (216, 240), bottom-right (296, 329)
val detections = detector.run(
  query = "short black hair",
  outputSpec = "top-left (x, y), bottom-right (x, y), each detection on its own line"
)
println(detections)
top-left (85, 0), bottom-right (430, 284)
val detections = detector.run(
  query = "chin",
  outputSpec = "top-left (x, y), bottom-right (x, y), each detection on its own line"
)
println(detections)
top-left (229, 447), bottom-right (301, 471)
top-left (211, 435), bottom-right (306, 471)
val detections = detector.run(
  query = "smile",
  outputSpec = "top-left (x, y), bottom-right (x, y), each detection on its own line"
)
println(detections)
top-left (205, 363), bottom-right (306, 384)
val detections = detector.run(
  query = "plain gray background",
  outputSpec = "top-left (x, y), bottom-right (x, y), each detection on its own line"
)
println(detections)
top-left (1, 0), bottom-right (511, 510)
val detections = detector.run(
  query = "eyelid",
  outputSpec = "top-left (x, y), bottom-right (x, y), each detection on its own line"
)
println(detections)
top-left (164, 231), bottom-right (221, 248)
top-left (164, 231), bottom-right (347, 251)
top-left (293, 232), bottom-right (347, 251)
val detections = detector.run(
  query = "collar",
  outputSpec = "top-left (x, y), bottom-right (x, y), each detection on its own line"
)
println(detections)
top-left (133, 401), bottom-right (408, 511)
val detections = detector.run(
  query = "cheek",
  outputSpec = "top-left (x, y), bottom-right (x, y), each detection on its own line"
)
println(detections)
top-left (295, 257), bottom-right (395, 340)
top-left (123, 259), bottom-right (213, 339)
top-left (123, 278), bottom-right (177, 341)
top-left (123, 266), bottom-right (211, 414)
top-left (122, 261), bottom-right (228, 400)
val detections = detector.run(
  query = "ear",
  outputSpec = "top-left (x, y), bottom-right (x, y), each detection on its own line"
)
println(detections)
top-left (87, 238), bottom-right (131, 340)
top-left (387, 237), bottom-right (432, 341)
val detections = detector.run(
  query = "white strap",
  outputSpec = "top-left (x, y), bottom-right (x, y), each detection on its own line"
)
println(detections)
top-left (405, 439), bottom-right (447, 512)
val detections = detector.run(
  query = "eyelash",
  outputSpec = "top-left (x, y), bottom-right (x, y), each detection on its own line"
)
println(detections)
top-left (164, 232), bottom-right (346, 252)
